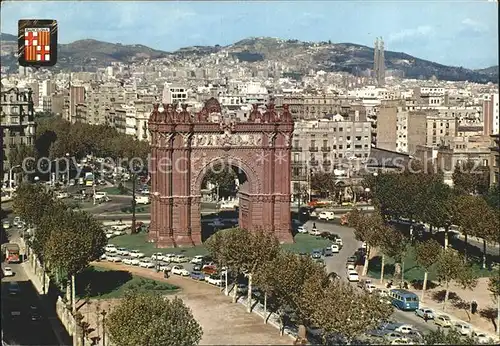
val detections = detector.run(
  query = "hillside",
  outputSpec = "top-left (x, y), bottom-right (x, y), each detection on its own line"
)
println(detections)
top-left (0, 34), bottom-right (497, 83)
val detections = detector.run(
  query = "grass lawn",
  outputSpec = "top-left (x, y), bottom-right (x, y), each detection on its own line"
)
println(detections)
top-left (109, 231), bottom-right (333, 258)
top-left (76, 265), bottom-right (179, 299)
top-left (367, 245), bottom-right (495, 283)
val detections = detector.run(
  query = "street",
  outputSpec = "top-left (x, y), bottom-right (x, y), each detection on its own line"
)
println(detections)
top-left (302, 220), bottom-right (439, 335)
top-left (1, 261), bottom-right (71, 345)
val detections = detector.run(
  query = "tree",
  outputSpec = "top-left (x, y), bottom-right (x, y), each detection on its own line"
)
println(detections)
top-left (452, 160), bottom-right (490, 196)
top-left (202, 165), bottom-right (237, 199)
top-left (484, 183), bottom-right (500, 210)
top-left (424, 328), bottom-right (477, 345)
top-left (420, 180), bottom-right (454, 247)
top-left (253, 251), bottom-right (328, 335)
top-left (244, 230), bottom-right (280, 313)
top-left (310, 172), bottom-right (337, 200)
top-left (348, 209), bottom-right (385, 276)
top-left (13, 183), bottom-right (57, 229)
top-left (302, 279), bottom-right (393, 343)
top-left (378, 227), bottom-right (411, 284)
top-left (106, 291), bottom-right (202, 346)
top-left (452, 195), bottom-right (493, 261)
top-left (415, 239), bottom-right (442, 302)
top-left (435, 249), bottom-right (478, 310)
top-left (8, 143), bottom-right (37, 181)
top-left (205, 228), bottom-right (250, 302)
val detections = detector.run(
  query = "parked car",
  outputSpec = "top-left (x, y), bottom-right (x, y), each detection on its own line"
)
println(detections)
top-left (394, 324), bottom-right (414, 334)
top-left (358, 279), bottom-right (372, 289)
top-left (122, 257), bottom-right (133, 265)
top-left (346, 256), bottom-right (357, 265)
top-left (472, 331), bottom-right (490, 344)
top-left (151, 252), bottom-right (164, 261)
top-left (190, 271), bottom-right (205, 281)
top-left (331, 244), bottom-right (340, 253)
top-left (173, 254), bottom-right (188, 263)
top-left (115, 247), bottom-right (129, 256)
top-left (3, 267), bottom-right (14, 277)
top-left (323, 247), bottom-right (333, 257)
top-left (105, 244), bottom-right (117, 253)
top-left (191, 255), bottom-right (205, 264)
top-left (236, 283), bottom-right (248, 294)
top-left (139, 258), bottom-right (155, 268)
top-left (452, 322), bottom-right (472, 336)
top-left (162, 254), bottom-right (175, 262)
top-left (207, 275), bottom-right (223, 286)
top-left (415, 308), bottom-right (435, 320)
top-left (434, 315), bottom-right (452, 327)
top-left (106, 255), bottom-right (122, 262)
top-left (129, 250), bottom-right (145, 258)
top-left (297, 225), bottom-right (307, 233)
top-left (311, 249), bottom-right (322, 259)
top-left (171, 265), bottom-right (190, 276)
top-left (347, 270), bottom-right (359, 282)
top-left (365, 284), bottom-right (377, 293)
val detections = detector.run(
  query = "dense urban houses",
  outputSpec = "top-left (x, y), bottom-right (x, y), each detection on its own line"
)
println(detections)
top-left (0, 87), bottom-right (36, 181)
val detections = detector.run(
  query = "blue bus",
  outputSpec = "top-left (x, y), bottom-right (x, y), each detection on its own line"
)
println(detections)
top-left (389, 289), bottom-right (419, 311)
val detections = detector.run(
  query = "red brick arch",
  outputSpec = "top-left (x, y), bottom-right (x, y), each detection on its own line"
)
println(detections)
top-left (147, 98), bottom-right (294, 247)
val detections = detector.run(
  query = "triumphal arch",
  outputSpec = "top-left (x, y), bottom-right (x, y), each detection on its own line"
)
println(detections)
top-left (147, 98), bottom-right (295, 247)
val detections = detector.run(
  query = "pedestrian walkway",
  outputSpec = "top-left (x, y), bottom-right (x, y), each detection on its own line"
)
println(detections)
top-left (21, 261), bottom-right (73, 345)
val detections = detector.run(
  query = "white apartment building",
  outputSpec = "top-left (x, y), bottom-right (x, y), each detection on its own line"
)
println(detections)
top-left (162, 83), bottom-right (188, 104)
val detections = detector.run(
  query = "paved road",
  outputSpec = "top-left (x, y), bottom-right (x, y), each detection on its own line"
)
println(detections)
top-left (301, 220), bottom-right (438, 335)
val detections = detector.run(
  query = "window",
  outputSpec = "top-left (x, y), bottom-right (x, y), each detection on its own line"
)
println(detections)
top-left (346, 136), bottom-right (351, 141)
top-left (294, 140), bottom-right (299, 148)
top-left (323, 153), bottom-right (328, 160)
top-left (323, 140), bottom-right (328, 147)
top-left (339, 145), bottom-right (343, 150)
top-left (294, 153), bottom-right (299, 162)
top-left (310, 140), bottom-right (316, 147)
top-left (339, 127), bottom-right (343, 132)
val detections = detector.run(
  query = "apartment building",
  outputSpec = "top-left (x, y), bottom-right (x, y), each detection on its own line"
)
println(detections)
top-left (483, 93), bottom-right (499, 135)
top-left (1, 87), bottom-right (36, 181)
top-left (290, 115), bottom-right (372, 191)
top-left (162, 83), bottom-right (188, 104)
top-left (279, 94), bottom-right (349, 119)
top-left (490, 134), bottom-right (499, 186)
top-left (426, 113), bottom-right (458, 147)
top-left (376, 101), bottom-right (427, 154)
top-left (124, 100), bottom-right (154, 141)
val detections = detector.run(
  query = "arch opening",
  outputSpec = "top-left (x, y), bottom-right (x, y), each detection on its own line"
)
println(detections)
top-left (197, 161), bottom-right (250, 242)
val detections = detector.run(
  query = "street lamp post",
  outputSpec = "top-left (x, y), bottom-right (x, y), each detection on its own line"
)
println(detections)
top-left (65, 153), bottom-right (70, 186)
top-left (9, 164), bottom-right (21, 197)
top-left (131, 173), bottom-right (137, 234)
top-left (100, 310), bottom-right (107, 346)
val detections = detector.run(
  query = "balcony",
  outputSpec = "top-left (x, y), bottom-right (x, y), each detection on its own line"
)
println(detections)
top-left (309, 147), bottom-right (319, 152)
top-left (321, 147), bottom-right (331, 152)
top-left (309, 160), bottom-right (319, 166)
top-left (291, 161), bottom-right (306, 167)
top-left (292, 147), bottom-right (302, 152)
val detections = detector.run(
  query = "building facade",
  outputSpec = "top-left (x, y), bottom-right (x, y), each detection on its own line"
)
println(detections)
top-left (1, 87), bottom-right (36, 181)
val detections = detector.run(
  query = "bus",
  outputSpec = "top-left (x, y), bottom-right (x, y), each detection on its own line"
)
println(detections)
top-left (389, 289), bottom-right (419, 311)
top-left (84, 172), bottom-right (94, 187)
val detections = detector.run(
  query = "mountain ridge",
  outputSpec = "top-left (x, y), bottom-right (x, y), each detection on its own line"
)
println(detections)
top-left (1, 33), bottom-right (497, 83)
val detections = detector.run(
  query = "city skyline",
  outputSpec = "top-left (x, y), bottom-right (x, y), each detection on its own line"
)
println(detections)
top-left (1, 1), bottom-right (498, 69)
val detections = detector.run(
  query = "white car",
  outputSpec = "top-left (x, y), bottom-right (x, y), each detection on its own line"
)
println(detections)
top-left (171, 265), bottom-right (190, 276)
top-left (56, 192), bottom-right (69, 199)
top-left (113, 230), bottom-right (126, 236)
top-left (297, 225), bottom-right (307, 234)
top-left (115, 247), bottom-right (129, 256)
top-left (347, 270), bottom-right (359, 282)
top-left (318, 211), bottom-right (335, 221)
top-left (130, 258), bottom-right (140, 266)
top-left (122, 257), bottom-right (133, 265)
top-left (151, 253), bottom-right (164, 261)
top-left (472, 331), bottom-right (490, 344)
top-left (365, 284), bottom-right (377, 293)
top-left (434, 315), bottom-right (452, 328)
top-left (139, 258), bottom-right (155, 268)
top-left (100, 253), bottom-right (107, 261)
top-left (158, 262), bottom-right (171, 272)
top-left (105, 244), bottom-right (117, 253)
top-left (162, 254), bottom-right (175, 262)
top-left (135, 195), bottom-right (150, 205)
top-left (111, 224), bottom-right (129, 231)
top-left (105, 233), bottom-right (114, 239)
top-left (129, 250), bottom-right (145, 258)
top-left (394, 324), bottom-right (414, 334)
top-left (390, 338), bottom-right (412, 345)
top-left (106, 255), bottom-right (122, 262)
top-left (173, 254), bottom-right (188, 263)
top-left (3, 220), bottom-right (10, 229)
top-left (309, 229), bottom-right (321, 236)
top-left (3, 267), bottom-right (14, 277)
top-left (335, 238), bottom-right (343, 247)
top-left (191, 255), bottom-right (205, 264)
top-left (453, 322), bottom-right (472, 336)
top-left (331, 244), bottom-right (340, 253)
top-left (346, 263), bottom-right (356, 271)
top-left (207, 275), bottom-right (223, 286)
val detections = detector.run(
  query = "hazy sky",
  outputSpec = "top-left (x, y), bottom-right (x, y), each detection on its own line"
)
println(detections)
top-left (1, 0), bottom-right (498, 69)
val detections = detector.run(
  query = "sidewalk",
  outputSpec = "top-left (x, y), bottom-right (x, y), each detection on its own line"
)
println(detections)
top-left (21, 260), bottom-right (73, 345)
top-left (369, 277), bottom-right (499, 341)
